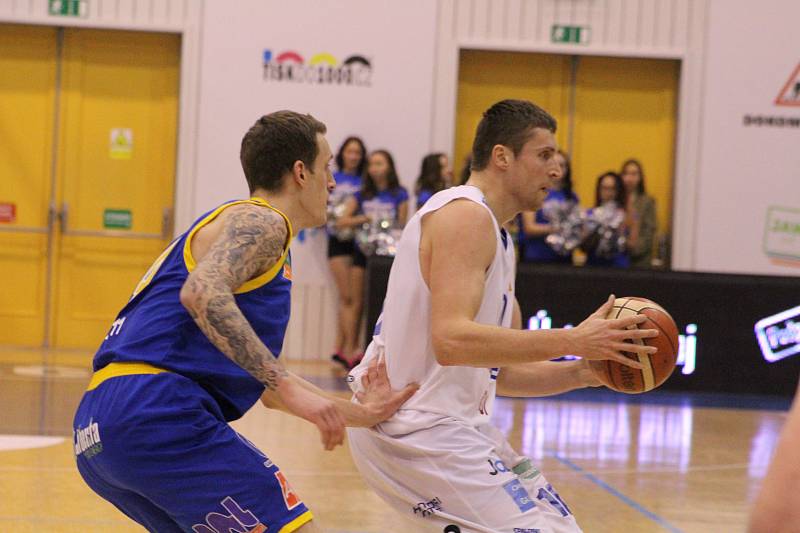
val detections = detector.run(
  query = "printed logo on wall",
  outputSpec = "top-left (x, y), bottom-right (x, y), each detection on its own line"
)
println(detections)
top-left (262, 49), bottom-right (372, 87)
top-left (754, 305), bottom-right (800, 363)
top-left (763, 205), bottom-right (800, 265)
top-left (775, 63), bottom-right (800, 107)
top-left (743, 62), bottom-right (800, 128)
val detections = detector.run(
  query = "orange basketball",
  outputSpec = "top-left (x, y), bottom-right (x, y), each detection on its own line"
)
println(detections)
top-left (589, 296), bottom-right (679, 394)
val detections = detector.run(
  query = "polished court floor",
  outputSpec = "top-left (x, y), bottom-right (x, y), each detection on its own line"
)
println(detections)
top-left (0, 347), bottom-right (791, 533)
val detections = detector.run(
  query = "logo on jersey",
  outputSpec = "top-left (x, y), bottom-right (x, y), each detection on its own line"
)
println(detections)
top-left (488, 457), bottom-right (511, 476)
top-left (275, 471), bottom-right (302, 510)
top-left (412, 497), bottom-right (442, 518)
top-left (191, 496), bottom-right (265, 533)
top-left (74, 419), bottom-right (103, 458)
top-left (513, 529), bottom-right (541, 533)
top-left (282, 257), bottom-right (293, 281)
top-left (478, 390), bottom-right (489, 415)
top-left (502, 479), bottom-right (535, 513)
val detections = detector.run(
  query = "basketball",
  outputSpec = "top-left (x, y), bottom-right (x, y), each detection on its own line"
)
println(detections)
top-left (589, 296), bottom-right (679, 394)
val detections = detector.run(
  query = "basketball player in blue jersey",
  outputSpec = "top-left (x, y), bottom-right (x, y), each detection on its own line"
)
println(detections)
top-left (72, 111), bottom-right (417, 533)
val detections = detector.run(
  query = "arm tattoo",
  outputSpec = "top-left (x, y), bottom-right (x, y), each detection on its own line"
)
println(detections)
top-left (183, 204), bottom-right (289, 390)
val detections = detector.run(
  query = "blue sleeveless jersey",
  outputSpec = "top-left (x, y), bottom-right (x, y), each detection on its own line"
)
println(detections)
top-left (93, 198), bottom-right (293, 421)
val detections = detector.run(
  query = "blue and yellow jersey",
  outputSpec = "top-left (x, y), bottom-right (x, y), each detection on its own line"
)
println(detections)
top-left (93, 197), bottom-right (293, 421)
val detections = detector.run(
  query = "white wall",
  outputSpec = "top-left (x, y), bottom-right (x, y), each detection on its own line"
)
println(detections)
top-left (692, 0), bottom-right (800, 275)
top-left (194, 0), bottom-right (437, 358)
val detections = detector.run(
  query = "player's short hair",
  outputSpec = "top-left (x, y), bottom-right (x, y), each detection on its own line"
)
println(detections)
top-left (470, 99), bottom-right (557, 172)
top-left (240, 110), bottom-right (327, 193)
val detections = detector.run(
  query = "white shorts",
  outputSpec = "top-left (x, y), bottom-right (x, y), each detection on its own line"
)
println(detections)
top-left (347, 418), bottom-right (582, 533)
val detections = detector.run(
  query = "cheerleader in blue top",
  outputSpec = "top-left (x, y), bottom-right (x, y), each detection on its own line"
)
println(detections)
top-left (71, 112), bottom-right (416, 533)
top-left (414, 152), bottom-right (453, 210)
top-left (326, 136), bottom-right (367, 370)
top-left (582, 171), bottom-right (631, 268)
top-left (336, 149), bottom-right (409, 368)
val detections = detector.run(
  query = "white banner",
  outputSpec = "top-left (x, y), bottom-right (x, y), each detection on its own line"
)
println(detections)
top-left (694, 0), bottom-right (800, 275)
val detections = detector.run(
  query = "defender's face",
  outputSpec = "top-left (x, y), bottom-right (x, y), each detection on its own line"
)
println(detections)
top-left (308, 134), bottom-right (335, 226)
top-left (508, 128), bottom-right (559, 210)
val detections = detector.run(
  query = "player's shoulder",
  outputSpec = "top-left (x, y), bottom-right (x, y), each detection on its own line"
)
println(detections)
top-left (428, 197), bottom-right (494, 231)
top-left (212, 201), bottom-right (289, 247)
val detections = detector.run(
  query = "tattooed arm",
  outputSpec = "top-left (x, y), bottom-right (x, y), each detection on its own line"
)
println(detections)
top-left (179, 203), bottom-right (347, 449)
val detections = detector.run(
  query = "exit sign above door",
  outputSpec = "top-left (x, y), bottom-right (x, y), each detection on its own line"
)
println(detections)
top-left (48, 0), bottom-right (88, 18)
top-left (551, 25), bottom-right (591, 45)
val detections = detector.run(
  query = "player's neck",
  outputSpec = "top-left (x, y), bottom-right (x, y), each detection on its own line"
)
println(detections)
top-left (464, 172), bottom-right (520, 225)
top-left (250, 188), bottom-right (313, 233)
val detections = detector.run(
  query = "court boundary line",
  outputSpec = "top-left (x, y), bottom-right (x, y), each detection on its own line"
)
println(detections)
top-left (552, 453), bottom-right (684, 533)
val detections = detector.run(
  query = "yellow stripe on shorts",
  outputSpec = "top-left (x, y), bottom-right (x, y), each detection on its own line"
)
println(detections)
top-left (86, 362), bottom-right (168, 391)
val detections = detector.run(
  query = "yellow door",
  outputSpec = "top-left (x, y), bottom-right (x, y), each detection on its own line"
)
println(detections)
top-left (0, 25), bottom-right (58, 346)
top-left (52, 29), bottom-right (180, 348)
top-left (571, 56), bottom-right (679, 234)
top-left (455, 50), bottom-right (571, 183)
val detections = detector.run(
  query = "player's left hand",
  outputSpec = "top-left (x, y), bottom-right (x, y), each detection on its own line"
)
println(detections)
top-left (355, 354), bottom-right (419, 425)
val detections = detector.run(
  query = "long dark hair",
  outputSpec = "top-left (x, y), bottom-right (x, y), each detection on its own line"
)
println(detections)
top-left (620, 158), bottom-right (646, 194)
top-left (556, 150), bottom-right (577, 201)
top-left (594, 171), bottom-right (626, 208)
top-left (362, 150), bottom-right (401, 200)
top-left (335, 136), bottom-right (367, 176)
top-left (415, 153), bottom-right (446, 196)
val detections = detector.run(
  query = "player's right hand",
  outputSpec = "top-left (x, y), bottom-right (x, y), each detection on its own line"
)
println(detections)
top-left (277, 379), bottom-right (346, 451)
top-left (569, 294), bottom-right (659, 369)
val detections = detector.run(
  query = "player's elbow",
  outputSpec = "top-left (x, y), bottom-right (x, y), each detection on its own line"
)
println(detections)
top-left (179, 278), bottom-right (200, 315)
top-left (431, 329), bottom-right (463, 366)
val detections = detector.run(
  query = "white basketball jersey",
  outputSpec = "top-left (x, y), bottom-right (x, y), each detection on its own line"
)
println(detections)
top-left (349, 185), bottom-right (516, 434)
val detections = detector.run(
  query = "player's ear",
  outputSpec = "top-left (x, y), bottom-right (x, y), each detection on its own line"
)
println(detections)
top-left (292, 160), bottom-right (306, 187)
top-left (491, 145), bottom-right (510, 169)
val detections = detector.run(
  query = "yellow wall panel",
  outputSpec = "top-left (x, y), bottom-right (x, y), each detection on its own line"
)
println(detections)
top-left (572, 56), bottom-right (679, 235)
top-left (455, 50), bottom-right (571, 182)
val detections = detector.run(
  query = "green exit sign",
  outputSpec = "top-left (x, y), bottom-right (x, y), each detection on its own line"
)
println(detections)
top-left (48, 0), bottom-right (88, 17)
top-left (551, 25), bottom-right (591, 45)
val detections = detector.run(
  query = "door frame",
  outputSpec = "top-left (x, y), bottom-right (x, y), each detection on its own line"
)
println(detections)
top-left (428, 0), bottom-right (710, 271)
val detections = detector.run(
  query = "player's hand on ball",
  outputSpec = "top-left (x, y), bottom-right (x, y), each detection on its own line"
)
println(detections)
top-left (570, 294), bottom-right (659, 369)
top-left (278, 379), bottom-right (346, 450)
top-left (355, 354), bottom-right (419, 426)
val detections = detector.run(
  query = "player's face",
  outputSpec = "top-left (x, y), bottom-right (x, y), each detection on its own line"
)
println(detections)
top-left (307, 134), bottom-right (335, 226)
top-left (551, 152), bottom-right (567, 190)
top-left (509, 128), bottom-right (559, 210)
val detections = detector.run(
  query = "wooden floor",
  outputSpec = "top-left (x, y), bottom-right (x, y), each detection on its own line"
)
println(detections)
top-left (0, 347), bottom-right (790, 533)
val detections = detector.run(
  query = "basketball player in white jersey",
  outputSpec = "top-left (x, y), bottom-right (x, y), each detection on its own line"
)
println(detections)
top-left (346, 100), bottom-right (659, 533)
top-left (748, 379), bottom-right (800, 532)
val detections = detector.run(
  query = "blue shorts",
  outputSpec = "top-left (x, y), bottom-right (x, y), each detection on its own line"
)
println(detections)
top-left (73, 365), bottom-right (312, 533)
